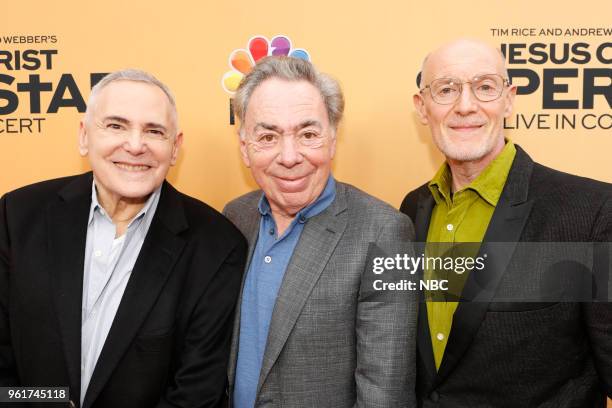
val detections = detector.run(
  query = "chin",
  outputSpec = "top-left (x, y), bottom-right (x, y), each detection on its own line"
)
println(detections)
top-left (445, 151), bottom-right (487, 162)
top-left (437, 139), bottom-right (494, 162)
top-left (112, 182), bottom-right (158, 201)
top-left (273, 192), bottom-right (313, 214)
top-left (281, 194), bottom-right (309, 208)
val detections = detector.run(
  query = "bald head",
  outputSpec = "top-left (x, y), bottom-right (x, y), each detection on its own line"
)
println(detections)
top-left (413, 38), bottom-right (517, 168)
top-left (419, 38), bottom-right (508, 87)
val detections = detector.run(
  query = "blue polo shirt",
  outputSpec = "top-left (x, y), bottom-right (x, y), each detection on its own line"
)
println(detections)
top-left (234, 176), bottom-right (336, 408)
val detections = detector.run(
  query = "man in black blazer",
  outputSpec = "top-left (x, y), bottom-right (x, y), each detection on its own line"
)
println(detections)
top-left (0, 70), bottom-right (246, 407)
top-left (401, 39), bottom-right (612, 407)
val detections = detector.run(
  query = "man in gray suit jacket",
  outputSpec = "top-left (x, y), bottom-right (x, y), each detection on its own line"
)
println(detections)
top-left (224, 56), bottom-right (418, 407)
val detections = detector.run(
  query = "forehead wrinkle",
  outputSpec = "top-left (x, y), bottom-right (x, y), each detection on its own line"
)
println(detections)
top-left (250, 105), bottom-right (324, 130)
top-left (257, 100), bottom-right (317, 112)
top-left (253, 119), bottom-right (323, 135)
top-left (254, 122), bottom-right (282, 133)
top-left (425, 59), bottom-right (504, 82)
top-left (433, 70), bottom-right (504, 81)
top-left (92, 82), bottom-right (178, 134)
top-left (245, 79), bottom-right (329, 134)
top-left (421, 39), bottom-right (508, 85)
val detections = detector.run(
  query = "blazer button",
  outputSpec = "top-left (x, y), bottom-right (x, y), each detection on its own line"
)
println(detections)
top-left (430, 391), bottom-right (440, 402)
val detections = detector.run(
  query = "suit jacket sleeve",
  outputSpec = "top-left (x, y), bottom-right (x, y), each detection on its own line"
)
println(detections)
top-left (156, 235), bottom-right (247, 408)
top-left (0, 194), bottom-right (18, 386)
top-left (354, 211), bottom-right (418, 408)
top-left (583, 196), bottom-right (612, 397)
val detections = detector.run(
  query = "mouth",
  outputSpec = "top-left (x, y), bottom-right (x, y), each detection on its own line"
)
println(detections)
top-left (274, 174), bottom-right (309, 192)
top-left (113, 162), bottom-right (152, 172)
top-left (449, 124), bottom-right (484, 132)
top-left (277, 175), bottom-right (307, 182)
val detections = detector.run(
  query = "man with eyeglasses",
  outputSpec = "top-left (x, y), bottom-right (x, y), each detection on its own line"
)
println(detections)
top-left (400, 39), bottom-right (612, 407)
top-left (0, 69), bottom-right (247, 407)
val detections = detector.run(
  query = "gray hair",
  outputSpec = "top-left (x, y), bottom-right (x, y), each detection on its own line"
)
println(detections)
top-left (233, 56), bottom-right (344, 135)
top-left (85, 68), bottom-right (178, 130)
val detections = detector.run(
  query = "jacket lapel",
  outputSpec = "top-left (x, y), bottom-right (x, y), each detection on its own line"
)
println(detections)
top-left (47, 173), bottom-right (93, 404)
top-left (256, 183), bottom-right (348, 395)
top-left (415, 192), bottom-right (434, 242)
top-left (227, 197), bottom-right (262, 394)
top-left (82, 181), bottom-right (188, 408)
top-left (412, 193), bottom-right (438, 387)
top-left (434, 146), bottom-right (535, 385)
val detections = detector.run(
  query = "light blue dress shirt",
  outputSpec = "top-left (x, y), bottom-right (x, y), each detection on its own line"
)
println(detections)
top-left (234, 177), bottom-right (336, 408)
top-left (80, 181), bottom-right (161, 404)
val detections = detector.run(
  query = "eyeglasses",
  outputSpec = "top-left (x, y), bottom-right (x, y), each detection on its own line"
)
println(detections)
top-left (420, 74), bottom-right (510, 105)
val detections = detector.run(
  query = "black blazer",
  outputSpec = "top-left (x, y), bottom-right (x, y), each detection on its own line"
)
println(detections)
top-left (400, 145), bottom-right (612, 407)
top-left (0, 173), bottom-right (247, 408)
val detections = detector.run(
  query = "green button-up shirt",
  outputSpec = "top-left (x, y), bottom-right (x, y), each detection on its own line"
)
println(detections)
top-left (426, 141), bottom-right (516, 369)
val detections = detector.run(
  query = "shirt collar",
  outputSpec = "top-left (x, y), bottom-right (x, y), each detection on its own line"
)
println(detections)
top-left (88, 180), bottom-right (162, 226)
top-left (428, 162), bottom-right (453, 207)
top-left (257, 176), bottom-right (337, 222)
top-left (429, 140), bottom-right (517, 206)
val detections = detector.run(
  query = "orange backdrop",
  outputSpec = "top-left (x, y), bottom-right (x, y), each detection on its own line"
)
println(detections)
top-left (1, 2), bottom-right (611, 405)
top-left (1, 0), bottom-right (610, 212)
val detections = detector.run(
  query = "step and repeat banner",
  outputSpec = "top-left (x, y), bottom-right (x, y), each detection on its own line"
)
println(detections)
top-left (1, 0), bottom-right (610, 209)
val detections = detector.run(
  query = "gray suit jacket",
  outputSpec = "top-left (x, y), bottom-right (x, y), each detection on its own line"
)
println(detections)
top-left (224, 181), bottom-right (418, 407)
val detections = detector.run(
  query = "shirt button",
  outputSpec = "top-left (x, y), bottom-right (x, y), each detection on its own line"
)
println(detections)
top-left (94, 250), bottom-right (102, 257)
top-left (264, 256), bottom-right (272, 264)
top-left (436, 332), bottom-right (445, 341)
top-left (446, 224), bottom-right (454, 231)
top-left (269, 228), bottom-right (275, 235)
top-left (298, 215), bottom-right (306, 224)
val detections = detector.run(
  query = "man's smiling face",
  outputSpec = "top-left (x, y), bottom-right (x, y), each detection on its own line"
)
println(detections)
top-left (414, 39), bottom-right (516, 163)
top-left (79, 80), bottom-right (182, 203)
top-left (240, 77), bottom-right (336, 217)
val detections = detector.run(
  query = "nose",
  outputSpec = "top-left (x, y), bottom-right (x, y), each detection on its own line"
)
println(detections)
top-left (454, 84), bottom-right (478, 115)
top-left (276, 136), bottom-right (303, 167)
top-left (123, 129), bottom-right (147, 154)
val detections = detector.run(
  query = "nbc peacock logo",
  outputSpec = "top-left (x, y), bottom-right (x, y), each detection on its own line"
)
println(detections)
top-left (222, 35), bottom-right (310, 124)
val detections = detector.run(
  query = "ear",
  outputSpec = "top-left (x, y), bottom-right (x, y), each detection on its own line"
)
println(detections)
top-left (503, 85), bottom-right (517, 118)
top-left (239, 134), bottom-right (251, 168)
top-left (170, 131), bottom-right (183, 166)
top-left (413, 93), bottom-right (429, 125)
top-left (78, 121), bottom-right (89, 156)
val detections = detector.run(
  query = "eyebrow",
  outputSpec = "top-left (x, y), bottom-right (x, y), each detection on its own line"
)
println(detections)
top-left (103, 115), bottom-right (130, 124)
top-left (434, 72), bottom-right (503, 80)
top-left (298, 120), bottom-right (322, 130)
top-left (144, 122), bottom-right (168, 132)
top-left (103, 115), bottom-right (168, 132)
top-left (254, 120), bottom-right (322, 133)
